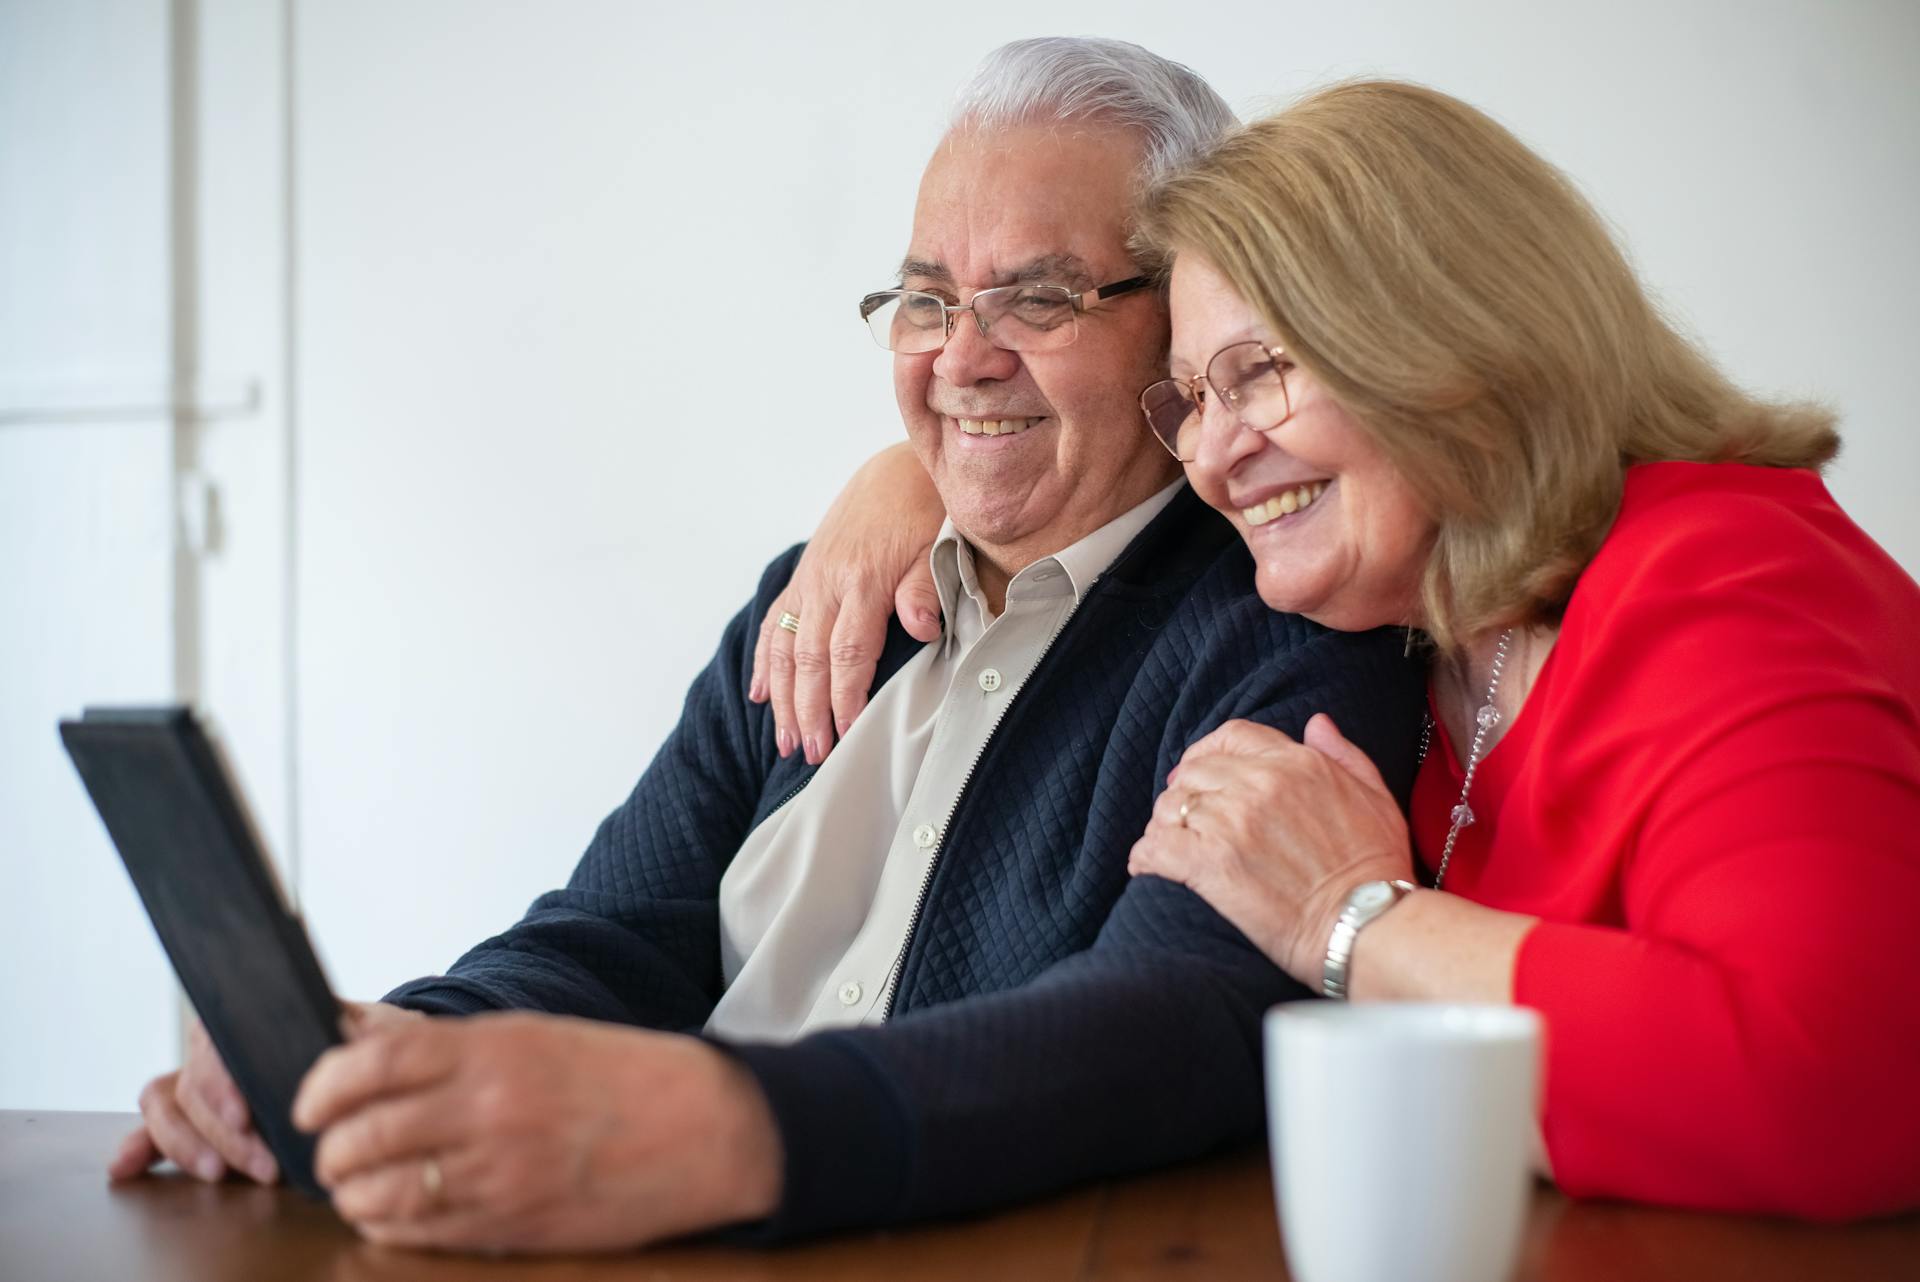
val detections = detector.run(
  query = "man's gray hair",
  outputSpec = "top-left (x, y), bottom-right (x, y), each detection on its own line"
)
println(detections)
top-left (950, 37), bottom-right (1238, 187)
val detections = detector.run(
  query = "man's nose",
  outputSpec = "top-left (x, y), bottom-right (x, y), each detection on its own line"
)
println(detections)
top-left (931, 312), bottom-right (1022, 386)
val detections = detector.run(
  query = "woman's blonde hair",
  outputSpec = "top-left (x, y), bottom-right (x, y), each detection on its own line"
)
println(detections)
top-left (1135, 80), bottom-right (1838, 650)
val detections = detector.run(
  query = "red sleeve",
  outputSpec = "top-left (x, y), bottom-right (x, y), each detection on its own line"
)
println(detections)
top-left (1513, 478), bottom-right (1920, 1220)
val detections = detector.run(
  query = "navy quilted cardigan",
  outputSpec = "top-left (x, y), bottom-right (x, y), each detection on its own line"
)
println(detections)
top-left (387, 484), bottom-right (1426, 1239)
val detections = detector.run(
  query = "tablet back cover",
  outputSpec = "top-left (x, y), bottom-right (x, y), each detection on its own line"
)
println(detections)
top-left (60, 707), bottom-right (339, 1198)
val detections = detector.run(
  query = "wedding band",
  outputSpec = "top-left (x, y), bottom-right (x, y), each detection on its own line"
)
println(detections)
top-left (421, 1156), bottom-right (444, 1204)
top-left (777, 611), bottom-right (801, 635)
top-left (1178, 796), bottom-right (1196, 827)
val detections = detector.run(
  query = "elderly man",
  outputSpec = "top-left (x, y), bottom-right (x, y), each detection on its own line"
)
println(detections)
top-left (113, 38), bottom-right (1423, 1250)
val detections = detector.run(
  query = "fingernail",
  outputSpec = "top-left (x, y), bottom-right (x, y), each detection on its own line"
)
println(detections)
top-left (835, 718), bottom-right (850, 739)
top-left (803, 735), bottom-right (820, 765)
top-left (196, 1154), bottom-right (223, 1182)
top-left (776, 729), bottom-right (792, 757)
top-left (748, 678), bottom-right (766, 703)
top-left (250, 1153), bottom-right (278, 1183)
top-left (918, 609), bottom-right (940, 631)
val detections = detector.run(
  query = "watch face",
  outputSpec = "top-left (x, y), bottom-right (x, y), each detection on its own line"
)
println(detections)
top-left (1351, 882), bottom-right (1392, 912)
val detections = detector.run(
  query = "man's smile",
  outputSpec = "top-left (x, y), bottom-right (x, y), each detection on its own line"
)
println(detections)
top-left (943, 414), bottom-right (1052, 442)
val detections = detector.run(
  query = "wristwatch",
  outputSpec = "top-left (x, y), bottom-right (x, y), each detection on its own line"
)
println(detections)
top-left (1320, 879), bottom-right (1417, 999)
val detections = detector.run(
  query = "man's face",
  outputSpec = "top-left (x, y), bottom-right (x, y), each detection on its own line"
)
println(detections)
top-left (894, 122), bottom-right (1177, 562)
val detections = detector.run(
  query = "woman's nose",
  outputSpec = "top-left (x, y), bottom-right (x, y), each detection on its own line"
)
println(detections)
top-left (1189, 393), bottom-right (1269, 481)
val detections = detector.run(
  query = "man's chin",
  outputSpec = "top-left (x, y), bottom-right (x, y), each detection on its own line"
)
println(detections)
top-left (939, 490), bottom-right (1044, 554)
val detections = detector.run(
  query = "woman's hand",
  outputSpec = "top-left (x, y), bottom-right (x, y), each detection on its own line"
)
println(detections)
top-left (751, 442), bottom-right (946, 764)
top-left (1129, 714), bottom-right (1416, 985)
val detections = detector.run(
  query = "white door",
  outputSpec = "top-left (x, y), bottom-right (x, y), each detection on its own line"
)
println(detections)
top-left (0, 0), bottom-right (184, 1110)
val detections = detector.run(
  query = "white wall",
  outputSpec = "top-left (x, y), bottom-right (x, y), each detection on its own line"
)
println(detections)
top-left (191, 0), bottom-right (296, 895)
top-left (5, 0), bottom-right (1918, 1107)
top-left (290, 0), bottom-right (935, 995)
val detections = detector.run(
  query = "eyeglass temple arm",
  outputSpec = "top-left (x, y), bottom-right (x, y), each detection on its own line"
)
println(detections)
top-left (1078, 275), bottom-right (1153, 310)
top-left (1092, 275), bottom-right (1151, 297)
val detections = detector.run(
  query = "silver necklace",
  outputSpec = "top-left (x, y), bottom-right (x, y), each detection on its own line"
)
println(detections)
top-left (1416, 628), bottom-right (1513, 890)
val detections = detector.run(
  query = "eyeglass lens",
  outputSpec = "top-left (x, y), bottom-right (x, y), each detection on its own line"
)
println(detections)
top-left (861, 286), bottom-right (1081, 354)
top-left (1141, 342), bottom-right (1291, 460)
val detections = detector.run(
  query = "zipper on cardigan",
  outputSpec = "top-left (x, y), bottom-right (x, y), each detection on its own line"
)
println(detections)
top-left (762, 773), bottom-right (815, 824)
top-left (877, 607), bottom-right (1079, 1020)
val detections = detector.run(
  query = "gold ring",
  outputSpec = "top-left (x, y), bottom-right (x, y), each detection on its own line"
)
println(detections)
top-left (777, 611), bottom-right (801, 635)
top-left (421, 1156), bottom-right (444, 1204)
top-left (1178, 796), bottom-right (1196, 827)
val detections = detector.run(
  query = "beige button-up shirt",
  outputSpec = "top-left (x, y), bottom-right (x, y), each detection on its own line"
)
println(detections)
top-left (705, 480), bottom-right (1182, 1042)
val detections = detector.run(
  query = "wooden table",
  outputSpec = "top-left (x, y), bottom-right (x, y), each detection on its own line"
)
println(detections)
top-left (3, 1112), bottom-right (1916, 1280)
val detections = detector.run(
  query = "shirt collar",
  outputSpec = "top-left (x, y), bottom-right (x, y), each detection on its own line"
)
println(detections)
top-left (929, 477), bottom-right (1185, 636)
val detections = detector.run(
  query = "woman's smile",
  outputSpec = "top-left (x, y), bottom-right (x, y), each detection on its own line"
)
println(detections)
top-left (1235, 478), bottom-right (1331, 527)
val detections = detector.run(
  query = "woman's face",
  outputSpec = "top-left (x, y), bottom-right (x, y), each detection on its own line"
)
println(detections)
top-left (1167, 253), bottom-right (1434, 632)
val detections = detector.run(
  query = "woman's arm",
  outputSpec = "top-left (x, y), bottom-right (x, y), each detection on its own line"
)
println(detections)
top-left (1127, 713), bottom-right (1540, 1001)
top-left (1131, 704), bottom-right (1920, 1219)
top-left (1345, 890), bottom-right (1535, 1003)
top-left (750, 442), bottom-right (946, 764)
top-left (1127, 712), bottom-right (1556, 1173)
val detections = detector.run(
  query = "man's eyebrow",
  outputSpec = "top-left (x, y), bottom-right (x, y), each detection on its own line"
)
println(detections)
top-left (894, 254), bottom-right (1096, 289)
top-left (1008, 254), bottom-right (1094, 288)
top-left (897, 257), bottom-right (952, 286)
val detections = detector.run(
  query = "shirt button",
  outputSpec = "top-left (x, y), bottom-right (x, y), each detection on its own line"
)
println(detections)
top-left (913, 823), bottom-right (936, 849)
top-left (838, 981), bottom-right (862, 1007)
top-left (978, 668), bottom-right (1002, 692)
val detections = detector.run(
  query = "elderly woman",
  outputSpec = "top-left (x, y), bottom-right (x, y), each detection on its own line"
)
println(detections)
top-left (761, 80), bottom-right (1920, 1220)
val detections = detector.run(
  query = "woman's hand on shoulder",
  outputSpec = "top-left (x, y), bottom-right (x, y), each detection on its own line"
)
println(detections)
top-left (751, 442), bottom-right (945, 764)
top-left (1129, 714), bottom-right (1415, 984)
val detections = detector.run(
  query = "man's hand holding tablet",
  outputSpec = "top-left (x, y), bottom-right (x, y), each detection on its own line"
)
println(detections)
top-left (109, 1001), bottom-right (419, 1187)
top-left (286, 1011), bottom-right (783, 1251)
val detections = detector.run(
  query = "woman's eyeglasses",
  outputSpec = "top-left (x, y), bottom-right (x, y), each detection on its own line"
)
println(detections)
top-left (1139, 341), bottom-right (1294, 462)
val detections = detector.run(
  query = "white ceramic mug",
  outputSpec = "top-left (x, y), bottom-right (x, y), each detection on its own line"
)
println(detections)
top-left (1264, 1002), bottom-right (1543, 1282)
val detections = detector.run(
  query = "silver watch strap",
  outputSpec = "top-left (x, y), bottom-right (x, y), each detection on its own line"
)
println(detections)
top-left (1320, 879), bottom-right (1416, 999)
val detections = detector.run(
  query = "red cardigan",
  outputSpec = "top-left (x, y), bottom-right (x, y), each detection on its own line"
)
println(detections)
top-left (1412, 461), bottom-right (1920, 1221)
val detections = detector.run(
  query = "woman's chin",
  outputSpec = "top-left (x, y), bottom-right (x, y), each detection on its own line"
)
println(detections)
top-left (1251, 563), bottom-right (1372, 631)
top-left (1251, 563), bottom-right (1328, 620)
top-left (1257, 574), bottom-right (1413, 634)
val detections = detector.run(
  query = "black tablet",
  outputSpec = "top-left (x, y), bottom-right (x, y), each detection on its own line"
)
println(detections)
top-left (60, 706), bottom-right (340, 1198)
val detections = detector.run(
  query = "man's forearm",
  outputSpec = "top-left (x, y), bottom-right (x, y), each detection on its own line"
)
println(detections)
top-left (384, 898), bottom-right (722, 1027)
top-left (714, 899), bottom-right (1303, 1241)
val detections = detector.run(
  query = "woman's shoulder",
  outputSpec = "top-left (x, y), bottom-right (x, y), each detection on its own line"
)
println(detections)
top-left (1560, 461), bottom-right (1920, 698)
top-left (1610, 459), bottom-right (1832, 547)
top-left (1580, 460), bottom-right (1909, 607)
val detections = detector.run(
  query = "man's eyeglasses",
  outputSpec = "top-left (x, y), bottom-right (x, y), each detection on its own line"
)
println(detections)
top-left (1139, 340), bottom-right (1295, 462)
top-left (859, 276), bottom-right (1152, 354)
